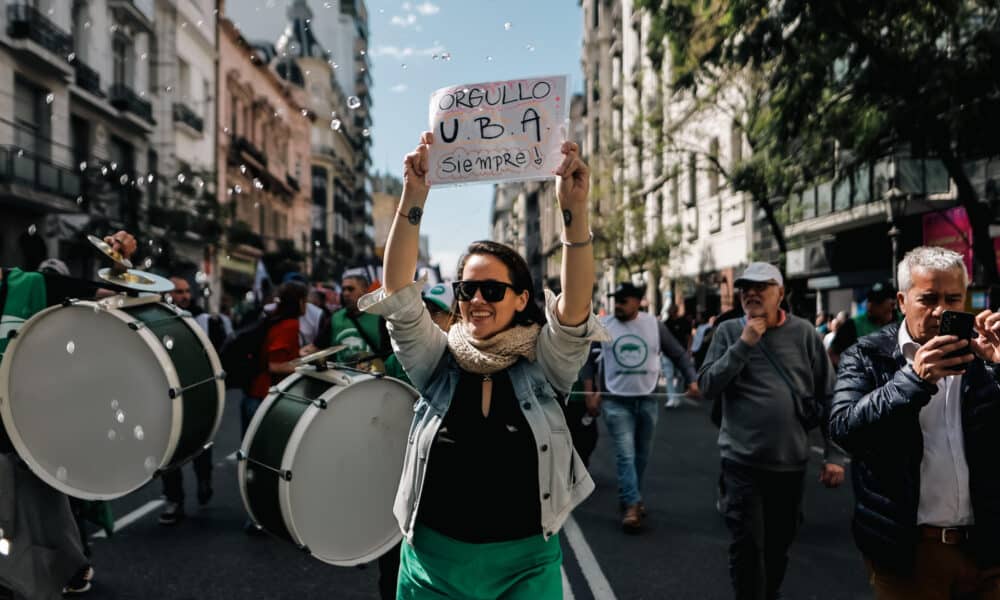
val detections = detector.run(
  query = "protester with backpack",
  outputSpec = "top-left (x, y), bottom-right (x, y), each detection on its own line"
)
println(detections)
top-left (698, 262), bottom-right (846, 600)
top-left (242, 282), bottom-right (309, 435)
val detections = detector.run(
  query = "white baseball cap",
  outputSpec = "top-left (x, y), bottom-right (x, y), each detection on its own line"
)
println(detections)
top-left (735, 262), bottom-right (784, 287)
top-left (422, 282), bottom-right (454, 313)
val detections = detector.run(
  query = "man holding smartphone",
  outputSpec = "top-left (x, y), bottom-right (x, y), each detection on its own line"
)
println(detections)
top-left (831, 246), bottom-right (1000, 599)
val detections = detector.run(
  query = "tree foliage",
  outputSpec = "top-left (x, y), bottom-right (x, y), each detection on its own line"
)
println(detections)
top-left (663, 0), bottom-right (1000, 281)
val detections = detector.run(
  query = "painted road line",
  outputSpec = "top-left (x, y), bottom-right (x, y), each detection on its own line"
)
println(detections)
top-left (562, 566), bottom-right (576, 600)
top-left (91, 499), bottom-right (165, 539)
top-left (563, 515), bottom-right (617, 600)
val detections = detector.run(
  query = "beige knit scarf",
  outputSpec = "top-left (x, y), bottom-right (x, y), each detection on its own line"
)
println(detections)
top-left (447, 321), bottom-right (541, 375)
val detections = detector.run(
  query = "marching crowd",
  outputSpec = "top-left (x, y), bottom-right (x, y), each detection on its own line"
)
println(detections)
top-left (0, 133), bottom-right (999, 600)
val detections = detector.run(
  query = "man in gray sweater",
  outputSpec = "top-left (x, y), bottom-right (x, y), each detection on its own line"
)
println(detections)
top-left (699, 262), bottom-right (846, 600)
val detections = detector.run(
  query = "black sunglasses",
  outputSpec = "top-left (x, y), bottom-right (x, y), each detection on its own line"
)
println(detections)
top-left (452, 280), bottom-right (518, 302)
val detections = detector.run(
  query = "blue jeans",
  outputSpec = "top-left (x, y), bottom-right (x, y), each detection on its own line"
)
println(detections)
top-left (602, 396), bottom-right (659, 507)
top-left (661, 356), bottom-right (683, 396)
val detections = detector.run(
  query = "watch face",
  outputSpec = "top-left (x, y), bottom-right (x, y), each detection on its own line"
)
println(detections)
top-left (407, 207), bottom-right (423, 224)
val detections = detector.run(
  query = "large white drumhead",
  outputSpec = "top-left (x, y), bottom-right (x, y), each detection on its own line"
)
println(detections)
top-left (283, 375), bottom-right (417, 565)
top-left (0, 303), bottom-right (178, 499)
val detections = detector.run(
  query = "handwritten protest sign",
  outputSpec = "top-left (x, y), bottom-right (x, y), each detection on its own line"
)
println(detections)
top-left (426, 75), bottom-right (569, 186)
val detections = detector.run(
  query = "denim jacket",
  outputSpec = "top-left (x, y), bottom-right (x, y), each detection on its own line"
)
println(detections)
top-left (359, 280), bottom-right (608, 542)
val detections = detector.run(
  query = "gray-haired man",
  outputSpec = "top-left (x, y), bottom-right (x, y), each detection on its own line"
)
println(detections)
top-left (832, 247), bottom-right (1000, 598)
top-left (700, 262), bottom-right (846, 600)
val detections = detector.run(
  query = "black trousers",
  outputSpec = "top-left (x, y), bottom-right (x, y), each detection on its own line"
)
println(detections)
top-left (161, 447), bottom-right (213, 503)
top-left (377, 541), bottom-right (402, 600)
top-left (720, 458), bottom-right (805, 600)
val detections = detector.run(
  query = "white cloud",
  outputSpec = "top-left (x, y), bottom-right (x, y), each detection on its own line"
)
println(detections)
top-left (414, 2), bottom-right (440, 16)
top-left (390, 13), bottom-right (417, 27)
top-left (371, 44), bottom-right (446, 60)
top-left (390, 83), bottom-right (409, 93)
top-left (401, 2), bottom-right (413, 10)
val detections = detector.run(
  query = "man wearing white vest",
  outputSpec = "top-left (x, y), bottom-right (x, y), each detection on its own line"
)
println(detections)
top-left (597, 282), bottom-right (699, 532)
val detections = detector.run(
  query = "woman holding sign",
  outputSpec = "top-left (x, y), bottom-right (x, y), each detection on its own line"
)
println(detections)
top-left (359, 131), bottom-right (606, 599)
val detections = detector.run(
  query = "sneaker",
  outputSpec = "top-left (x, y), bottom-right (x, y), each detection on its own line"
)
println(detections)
top-left (158, 502), bottom-right (184, 525)
top-left (63, 564), bottom-right (93, 595)
top-left (197, 480), bottom-right (213, 506)
top-left (621, 504), bottom-right (642, 534)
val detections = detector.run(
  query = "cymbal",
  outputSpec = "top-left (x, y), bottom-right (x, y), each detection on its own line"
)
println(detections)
top-left (97, 268), bottom-right (175, 293)
top-left (88, 235), bottom-right (132, 270)
top-left (293, 345), bottom-right (347, 367)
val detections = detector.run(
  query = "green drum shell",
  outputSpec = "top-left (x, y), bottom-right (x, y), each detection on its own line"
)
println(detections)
top-left (242, 374), bottom-right (331, 543)
top-left (125, 303), bottom-right (222, 468)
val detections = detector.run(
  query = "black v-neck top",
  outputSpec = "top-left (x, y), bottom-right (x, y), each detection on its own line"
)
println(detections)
top-left (416, 369), bottom-right (542, 542)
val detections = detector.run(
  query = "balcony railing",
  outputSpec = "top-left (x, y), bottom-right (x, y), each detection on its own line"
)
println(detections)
top-left (109, 84), bottom-right (154, 124)
top-left (233, 135), bottom-right (267, 167)
top-left (228, 222), bottom-right (264, 249)
top-left (286, 174), bottom-right (300, 191)
top-left (6, 4), bottom-right (73, 58)
top-left (0, 146), bottom-right (81, 199)
top-left (73, 60), bottom-right (102, 96)
top-left (172, 102), bottom-right (204, 133)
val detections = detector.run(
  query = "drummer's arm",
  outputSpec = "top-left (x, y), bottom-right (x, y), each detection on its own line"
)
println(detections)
top-left (359, 283), bottom-right (446, 391)
top-left (41, 273), bottom-right (104, 306)
top-left (269, 360), bottom-right (298, 376)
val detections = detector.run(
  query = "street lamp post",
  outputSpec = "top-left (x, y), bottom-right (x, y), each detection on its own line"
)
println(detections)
top-left (884, 186), bottom-right (907, 288)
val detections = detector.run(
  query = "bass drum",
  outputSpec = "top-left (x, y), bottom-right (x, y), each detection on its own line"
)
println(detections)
top-left (0, 295), bottom-right (225, 500)
top-left (238, 368), bottom-right (417, 566)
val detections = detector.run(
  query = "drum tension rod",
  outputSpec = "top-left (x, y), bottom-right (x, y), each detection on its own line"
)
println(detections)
top-left (127, 315), bottom-right (184, 331)
top-left (236, 451), bottom-right (293, 481)
top-left (168, 373), bottom-right (226, 399)
top-left (269, 389), bottom-right (328, 410)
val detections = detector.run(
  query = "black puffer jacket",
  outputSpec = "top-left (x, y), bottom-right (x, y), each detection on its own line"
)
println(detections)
top-left (830, 323), bottom-right (1000, 574)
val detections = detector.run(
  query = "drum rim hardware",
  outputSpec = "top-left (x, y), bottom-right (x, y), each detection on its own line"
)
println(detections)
top-left (236, 450), bottom-right (293, 482)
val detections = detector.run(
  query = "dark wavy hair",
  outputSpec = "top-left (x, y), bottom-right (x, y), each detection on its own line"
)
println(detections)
top-left (271, 281), bottom-right (308, 321)
top-left (455, 240), bottom-right (546, 327)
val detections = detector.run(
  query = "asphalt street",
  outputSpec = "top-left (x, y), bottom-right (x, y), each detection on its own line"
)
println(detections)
top-left (80, 391), bottom-right (874, 600)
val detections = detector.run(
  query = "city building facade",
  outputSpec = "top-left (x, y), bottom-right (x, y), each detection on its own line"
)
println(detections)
top-left (265, 0), bottom-right (367, 282)
top-left (216, 13), bottom-right (312, 300)
top-left (149, 0), bottom-right (218, 292)
top-left (0, 0), bottom-right (157, 273)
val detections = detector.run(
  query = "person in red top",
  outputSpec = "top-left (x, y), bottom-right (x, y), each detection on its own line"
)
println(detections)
top-left (244, 282), bottom-right (308, 430)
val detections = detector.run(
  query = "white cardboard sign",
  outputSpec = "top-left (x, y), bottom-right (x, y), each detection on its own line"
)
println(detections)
top-left (426, 75), bottom-right (569, 186)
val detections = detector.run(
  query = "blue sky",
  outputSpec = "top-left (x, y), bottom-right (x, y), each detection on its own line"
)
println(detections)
top-left (231, 0), bottom-right (583, 277)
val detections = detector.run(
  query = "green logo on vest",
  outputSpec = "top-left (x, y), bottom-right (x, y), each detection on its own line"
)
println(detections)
top-left (612, 334), bottom-right (648, 369)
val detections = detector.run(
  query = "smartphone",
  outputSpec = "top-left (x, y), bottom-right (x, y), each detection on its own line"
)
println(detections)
top-left (940, 310), bottom-right (975, 368)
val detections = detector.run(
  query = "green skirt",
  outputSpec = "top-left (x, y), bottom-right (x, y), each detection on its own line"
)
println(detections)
top-left (397, 525), bottom-right (563, 600)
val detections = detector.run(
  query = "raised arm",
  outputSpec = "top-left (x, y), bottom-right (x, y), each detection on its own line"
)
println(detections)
top-left (384, 131), bottom-right (433, 294)
top-left (555, 142), bottom-right (593, 327)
